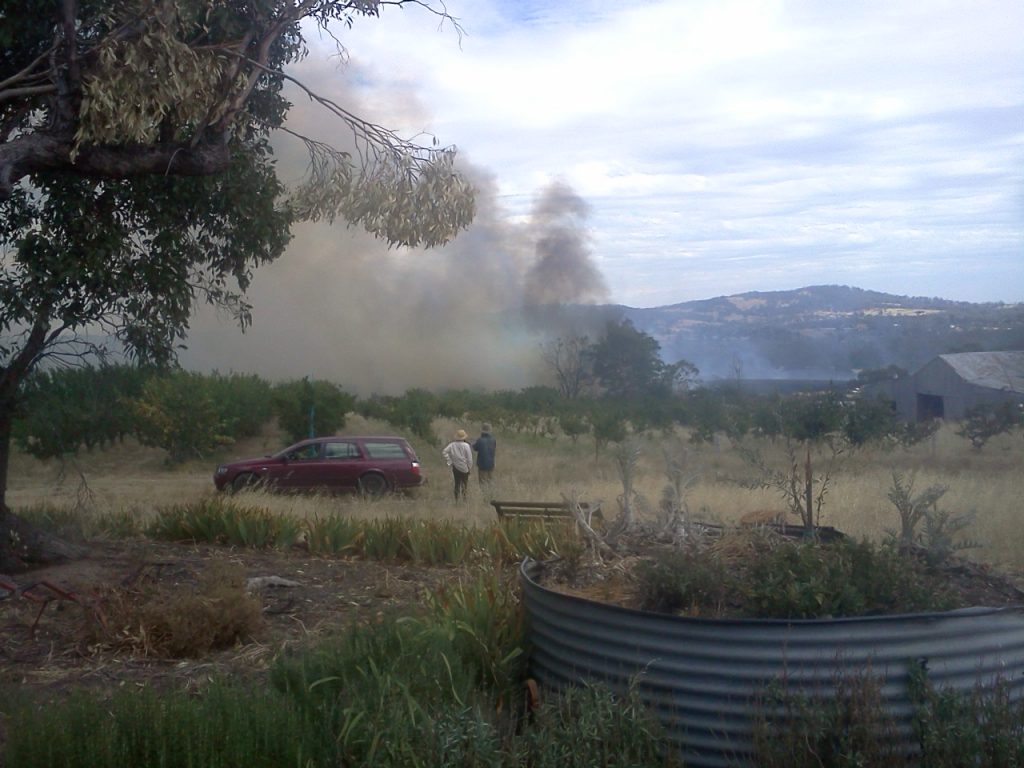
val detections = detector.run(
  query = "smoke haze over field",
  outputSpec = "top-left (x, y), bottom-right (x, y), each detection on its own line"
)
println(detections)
top-left (180, 63), bottom-right (612, 394)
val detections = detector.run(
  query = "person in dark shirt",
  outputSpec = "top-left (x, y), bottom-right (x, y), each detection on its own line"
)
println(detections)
top-left (472, 423), bottom-right (497, 486)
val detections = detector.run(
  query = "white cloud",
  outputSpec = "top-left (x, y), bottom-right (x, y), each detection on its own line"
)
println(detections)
top-left (283, 0), bottom-right (1024, 308)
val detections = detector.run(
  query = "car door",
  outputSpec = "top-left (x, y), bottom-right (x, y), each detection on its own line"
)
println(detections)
top-left (321, 440), bottom-right (364, 491)
top-left (267, 441), bottom-right (323, 490)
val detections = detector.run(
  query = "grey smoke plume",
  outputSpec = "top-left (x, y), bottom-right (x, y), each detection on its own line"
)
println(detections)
top-left (523, 181), bottom-right (609, 307)
top-left (180, 61), bottom-right (610, 395)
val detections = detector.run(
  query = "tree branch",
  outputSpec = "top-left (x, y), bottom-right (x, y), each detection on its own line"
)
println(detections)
top-left (0, 133), bottom-right (231, 197)
top-left (0, 85), bottom-right (57, 105)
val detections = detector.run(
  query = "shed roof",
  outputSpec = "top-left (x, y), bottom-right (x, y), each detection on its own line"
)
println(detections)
top-left (937, 351), bottom-right (1024, 393)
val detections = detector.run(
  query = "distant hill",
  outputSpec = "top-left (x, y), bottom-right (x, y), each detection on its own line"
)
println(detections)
top-left (604, 285), bottom-right (1024, 382)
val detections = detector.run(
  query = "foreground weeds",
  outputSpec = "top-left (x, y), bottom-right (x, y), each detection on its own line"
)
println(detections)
top-left (754, 666), bottom-right (1024, 768)
top-left (5, 568), bottom-right (670, 768)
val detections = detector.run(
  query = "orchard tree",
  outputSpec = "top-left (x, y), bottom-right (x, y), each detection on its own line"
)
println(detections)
top-left (272, 377), bottom-right (355, 442)
top-left (0, 1), bottom-right (476, 570)
top-left (590, 319), bottom-right (698, 400)
top-left (957, 401), bottom-right (1022, 451)
top-left (131, 370), bottom-right (231, 463)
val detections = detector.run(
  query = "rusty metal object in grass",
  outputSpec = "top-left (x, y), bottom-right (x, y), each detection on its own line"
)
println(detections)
top-left (1, 575), bottom-right (108, 637)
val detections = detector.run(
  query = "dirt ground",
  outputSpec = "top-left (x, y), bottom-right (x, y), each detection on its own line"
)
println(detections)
top-left (5, 527), bottom-right (1024, 707)
top-left (1, 538), bottom-right (456, 698)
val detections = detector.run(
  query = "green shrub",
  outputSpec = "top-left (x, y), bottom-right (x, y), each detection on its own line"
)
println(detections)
top-left (94, 507), bottom-right (144, 538)
top-left (634, 535), bottom-right (958, 619)
top-left (305, 513), bottom-right (364, 556)
top-left (270, 612), bottom-right (510, 765)
top-left (514, 682), bottom-right (672, 767)
top-left (910, 665), bottom-right (1024, 767)
top-left (744, 537), bottom-right (956, 619)
top-left (636, 548), bottom-right (732, 615)
top-left (753, 671), bottom-right (903, 768)
top-left (422, 566), bottom-right (525, 696)
top-left (12, 502), bottom-right (90, 540)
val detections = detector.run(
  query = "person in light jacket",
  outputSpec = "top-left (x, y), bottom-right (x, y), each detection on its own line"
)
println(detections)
top-left (442, 429), bottom-right (473, 502)
top-left (472, 423), bottom-right (496, 486)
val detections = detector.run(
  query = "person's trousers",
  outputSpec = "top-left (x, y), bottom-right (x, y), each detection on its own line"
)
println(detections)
top-left (452, 468), bottom-right (470, 500)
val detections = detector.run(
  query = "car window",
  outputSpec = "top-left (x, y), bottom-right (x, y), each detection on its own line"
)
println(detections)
top-left (324, 441), bottom-right (360, 459)
top-left (287, 444), bottom-right (320, 460)
top-left (364, 442), bottom-right (408, 460)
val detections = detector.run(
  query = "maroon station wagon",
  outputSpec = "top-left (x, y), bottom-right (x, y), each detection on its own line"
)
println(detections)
top-left (214, 436), bottom-right (424, 496)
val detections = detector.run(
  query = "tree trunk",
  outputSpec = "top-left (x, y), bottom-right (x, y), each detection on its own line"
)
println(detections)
top-left (804, 442), bottom-right (814, 536)
top-left (0, 395), bottom-right (84, 573)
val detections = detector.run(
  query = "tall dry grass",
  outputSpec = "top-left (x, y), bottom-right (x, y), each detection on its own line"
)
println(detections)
top-left (7, 416), bottom-right (1023, 569)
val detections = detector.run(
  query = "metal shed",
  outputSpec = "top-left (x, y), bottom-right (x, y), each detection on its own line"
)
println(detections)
top-left (889, 351), bottom-right (1024, 421)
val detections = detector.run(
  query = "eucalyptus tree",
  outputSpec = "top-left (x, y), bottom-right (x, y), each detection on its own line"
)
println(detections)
top-left (590, 319), bottom-right (699, 401)
top-left (0, 0), bottom-right (476, 570)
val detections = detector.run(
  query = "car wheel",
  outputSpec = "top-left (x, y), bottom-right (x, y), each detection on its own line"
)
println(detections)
top-left (358, 473), bottom-right (389, 499)
top-left (232, 473), bottom-right (261, 493)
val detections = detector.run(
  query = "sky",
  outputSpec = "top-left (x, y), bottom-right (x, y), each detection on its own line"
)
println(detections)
top-left (335, 0), bottom-right (1024, 306)
top-left (181, 0), bottom-right (1024, 390)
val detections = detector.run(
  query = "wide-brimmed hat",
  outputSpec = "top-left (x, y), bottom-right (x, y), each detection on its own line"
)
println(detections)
top-left (455, 429), bottom-right (468, 440)
top-left (482, 423), bottom-right (492, 432)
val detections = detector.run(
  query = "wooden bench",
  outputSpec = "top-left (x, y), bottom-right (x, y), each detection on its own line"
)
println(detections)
top-left (490, 500), bottom-right (603, 523)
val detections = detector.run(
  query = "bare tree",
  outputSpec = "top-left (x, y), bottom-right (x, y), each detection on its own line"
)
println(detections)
top-left (564, 488), bottom-right (613, 563)
top-left (608, 437), bottom-right (643, 540)
top-left (540, 335), bottom-right (591, 400)
top-left (659, 440), bottom-right (700, 544)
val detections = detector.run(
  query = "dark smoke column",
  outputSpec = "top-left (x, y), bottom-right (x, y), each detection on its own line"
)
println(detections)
top-left (523, 180), bottom-right (609, 306)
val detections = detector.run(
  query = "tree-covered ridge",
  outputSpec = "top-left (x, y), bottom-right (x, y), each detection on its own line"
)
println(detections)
top-left (615, 285), bottom-right (1024, 379)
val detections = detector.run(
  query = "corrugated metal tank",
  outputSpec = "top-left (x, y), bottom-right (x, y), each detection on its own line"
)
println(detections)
top-left (521, 559), bottom-right (1024, 768)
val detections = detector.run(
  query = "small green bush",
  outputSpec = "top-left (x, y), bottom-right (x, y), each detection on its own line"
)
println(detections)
top-left (635, 536), bottom-right (958, 619)
top-left (636, 548), bottom-right (732, 615)
top-left (515, 682), bottom-right (673, 767)
top-left (753, 671), bottom-right (903, 767)
top-left (911, 666), bottom-right (1024, 767)
top-left (744, 537), bottom-right (956, 619)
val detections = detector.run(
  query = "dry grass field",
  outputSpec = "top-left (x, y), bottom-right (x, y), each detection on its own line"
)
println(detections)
top-left (7, 415), bottom-right (1023, 571)
top-left (4, 414), bottom-right (1023, 768)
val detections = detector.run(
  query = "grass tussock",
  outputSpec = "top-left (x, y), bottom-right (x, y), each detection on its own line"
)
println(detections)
top-left (148, 498), bottom-right (574, 564)
top-left (88, 561), bottom-right (262, 658)
top-left (147, 497), bottom-right (303, 548)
